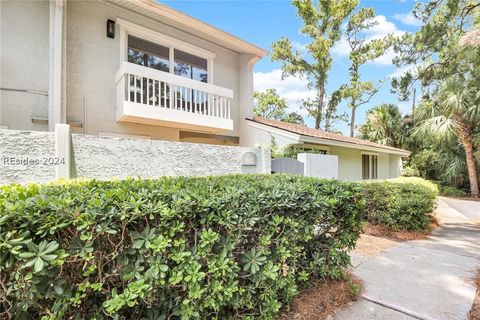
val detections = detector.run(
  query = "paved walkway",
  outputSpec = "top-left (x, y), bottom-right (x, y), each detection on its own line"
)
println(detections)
top-left (334, 197), bottom-right (480, 320)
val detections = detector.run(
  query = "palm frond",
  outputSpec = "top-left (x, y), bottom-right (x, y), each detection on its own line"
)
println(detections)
top-left (413, 115), bottom-right (455, 139)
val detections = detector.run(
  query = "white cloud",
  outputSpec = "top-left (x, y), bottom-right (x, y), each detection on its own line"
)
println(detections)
top-left (371, 48), bottom-right (397, 66)
top-left (331, 38), bottom-right (351, 56)
top-left (332, 15), bottom-right (405, 66)
top-left (366, 15), bottom-right (399, 35)
top-left (253, 69), bottom-right (315, 115)
top-left (291, 41), bottom-right (307, 53)
top-left (387, 64), bottom-right (417, 79)
top-left (393, 13), bottom-right (422, 27)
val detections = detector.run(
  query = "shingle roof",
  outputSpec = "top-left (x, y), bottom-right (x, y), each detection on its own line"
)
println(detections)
top-left (248, 116), bottom-right (410, 155)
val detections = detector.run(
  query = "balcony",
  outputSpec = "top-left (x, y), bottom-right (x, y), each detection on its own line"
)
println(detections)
top-left (115, 62), bottom-right (234, 132)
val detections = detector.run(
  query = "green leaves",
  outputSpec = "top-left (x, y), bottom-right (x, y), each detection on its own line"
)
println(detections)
top-left (271, 0), bottom-right (359, 130)
top-left (131, 226), bottom-right (156, 250)
top-left (364, 178), bottom-right (437, 230)
top-left (0, 175), bottom-right (365, 319)
top-left (242, 248), bottom-right (267, 274)
top-left (19, 240), bottom-right (59, 273)
top-left (69, 237), bottom-right (93, 257)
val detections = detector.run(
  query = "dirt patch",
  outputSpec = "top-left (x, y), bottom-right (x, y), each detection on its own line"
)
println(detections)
top-left (364, 218), bottom-right (439, 242)
top-left (469, 270), bottom-right (480, 320)
top-left (353, 234), bottom-right (398, 257)
top-left (279, 276), bottom-right (362, 320)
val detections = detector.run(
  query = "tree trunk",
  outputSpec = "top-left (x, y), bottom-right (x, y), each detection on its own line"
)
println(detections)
top-left (350, 102), bottom-right (356, 137)
top-left (315, 85), bottom-right (325, 130)
top-left (459, 132), bottom-right (479, 197)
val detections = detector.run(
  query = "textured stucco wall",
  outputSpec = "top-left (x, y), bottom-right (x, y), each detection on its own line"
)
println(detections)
top-left (297, 153), bottom-right (338, 179)
top-left (0, 130), bottom-right (56, 184)
top-left (0, 1), bottom-right (50, 131)
top-left (72, 134), bottom-right (270, 180)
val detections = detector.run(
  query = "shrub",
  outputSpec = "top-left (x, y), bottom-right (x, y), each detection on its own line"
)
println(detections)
top-left (0, 175), bottom-right (364, 319)
top-left (401, 166), bottom-right (419, 177)
top-left (363, 177), bottom-right (438, 231)
top-left (386, 177), bottom-right (439, 194)
top-left (439, 185), bottom-right (466, 197)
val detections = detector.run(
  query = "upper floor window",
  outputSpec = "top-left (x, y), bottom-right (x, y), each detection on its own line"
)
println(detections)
top-left (128, 35), bottom-right (169, 72)
top-left (121, 19), bottom-right (214, 84)
top-left (174, 49), bottom-right (208, 83)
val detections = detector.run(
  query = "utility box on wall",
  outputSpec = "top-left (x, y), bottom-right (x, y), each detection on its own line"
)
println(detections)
top-left (297, 153), bottom-right (338, 179)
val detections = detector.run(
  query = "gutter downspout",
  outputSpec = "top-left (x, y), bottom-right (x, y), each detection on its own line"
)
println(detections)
top-left (48, 0), bottom-right (64, 132)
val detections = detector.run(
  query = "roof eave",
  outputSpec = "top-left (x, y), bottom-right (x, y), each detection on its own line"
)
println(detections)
top-left (246, 118), bottom-right (411, 156)
top-left (124, 0), bottom-right (268, 58)
top-left (298, 135), bottom-right (411, 156)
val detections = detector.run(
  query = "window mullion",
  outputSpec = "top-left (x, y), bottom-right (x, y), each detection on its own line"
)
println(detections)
top-left (169, 47), bottom-right (174, 74)
top-left (369, 155), bottom-right (373, 180)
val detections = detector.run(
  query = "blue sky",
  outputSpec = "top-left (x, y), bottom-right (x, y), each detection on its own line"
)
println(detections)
top-left (163, 0), bottom-right (421, 135)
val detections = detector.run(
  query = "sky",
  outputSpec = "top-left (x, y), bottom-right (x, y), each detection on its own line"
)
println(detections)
top-left (162, 0), bottom-right (422, 135)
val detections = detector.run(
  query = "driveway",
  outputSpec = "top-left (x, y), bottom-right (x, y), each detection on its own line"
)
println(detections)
top-left (440, 196), bottom-right (480, 221)
top-left (334, 197), bottom-right (480, 320)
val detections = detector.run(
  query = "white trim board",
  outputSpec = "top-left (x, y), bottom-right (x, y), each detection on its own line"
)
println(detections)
top-left (117, 18), bottom-right (216, 59)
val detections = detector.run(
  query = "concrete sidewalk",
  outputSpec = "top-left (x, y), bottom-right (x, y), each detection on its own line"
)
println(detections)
top-left (334, 198), bottom-right (480, 320)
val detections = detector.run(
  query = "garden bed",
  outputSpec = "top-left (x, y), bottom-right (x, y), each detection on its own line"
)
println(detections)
top-left (279, 275), bottom-right (362, 320)
top-left (364, 218), bottom-right (439, 242)
top-left (469, 270), bottom-right (480, 320)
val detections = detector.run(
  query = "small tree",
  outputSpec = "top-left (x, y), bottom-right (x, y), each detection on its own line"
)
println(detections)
top-left (253, 89), bottom-right (305, 125)
top-left (343, 8), bottom-right (393, 137)
top-left (271, 0), bottom-right (358, 130)
top-left (253, 89), bottom-right (288, 119)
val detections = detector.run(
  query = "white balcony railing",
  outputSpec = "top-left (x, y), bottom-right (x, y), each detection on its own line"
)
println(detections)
top-left (115, 62), bottom-right (234, 132)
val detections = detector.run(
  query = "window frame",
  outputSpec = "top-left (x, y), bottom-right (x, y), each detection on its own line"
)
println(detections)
top-left (118, 18), bottom-right (215, 84)
top-left (361, 152), bottom-right (379, 180)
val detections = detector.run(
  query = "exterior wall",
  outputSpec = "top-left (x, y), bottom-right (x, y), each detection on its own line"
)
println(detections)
top-left (0, 130), bottom-right (56, 184)
top-left (389, 155), bottom-right (402, 178)
top-left (0, 127), bottom-right (270, 184)
top-left (0, 1), bottom-right (50, 131)
top-left (71, 134), bottom-right (269, 179)
top-left (243, 124), bottom-right (403, 181)
top-left (297, 153), bottom-right (338, 179)
top-left (1, 0), bottom-right (255, 145)
top-left (328, 146), bottom-right (362, 181)
top-left (377, 152), bottom-right (391, 179)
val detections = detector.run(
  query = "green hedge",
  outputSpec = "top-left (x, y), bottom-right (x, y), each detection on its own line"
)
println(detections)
top-left (363, 177), bottom-right (438, 230)
top-left (0, 175), bottom-right (364, 320)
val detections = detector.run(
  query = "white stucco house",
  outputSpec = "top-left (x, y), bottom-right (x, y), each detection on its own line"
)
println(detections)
top-left (0, 0), bottom-right (410, 181)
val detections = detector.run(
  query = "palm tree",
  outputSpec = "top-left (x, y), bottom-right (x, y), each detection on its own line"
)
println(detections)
top-left (359, 104), bottom-right (409, 149)
top-left (414, 76), bottom-right (479, 196)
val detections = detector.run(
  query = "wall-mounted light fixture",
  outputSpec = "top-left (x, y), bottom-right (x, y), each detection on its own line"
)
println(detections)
top-left (106, 19), bottom-right (115, 39)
